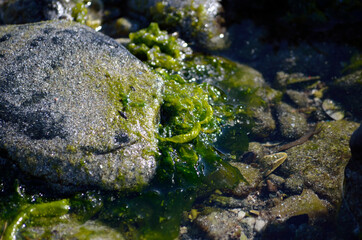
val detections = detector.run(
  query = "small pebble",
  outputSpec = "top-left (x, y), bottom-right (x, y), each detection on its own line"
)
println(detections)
top-left (266, 179), bottom-right (278, 192)
top-left (255, 218), bottom-right (267, 232)
top-left (237, 210), bottom-right (246, 220)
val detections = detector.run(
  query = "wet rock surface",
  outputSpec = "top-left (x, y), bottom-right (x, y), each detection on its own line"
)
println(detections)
top-left (250, 106), bottom-right (276, 139)
top-left (0, 20), bottom-right (163, 193)
top-left (193, 209), bottom-right (247, 240)
top-left (279, 120), bottom-right (358, 206)
top-left (275, 102), bottom-right (309, 139)
top-left (181, 121), bottom-right (359, 239)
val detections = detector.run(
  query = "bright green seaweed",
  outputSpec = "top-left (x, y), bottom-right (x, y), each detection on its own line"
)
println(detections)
top-left (3, 200), bottom-right (70, 240)
top-left (128, 23), bottom-right (192, 71)
top-left (0, 23), bottom-right (256, 240)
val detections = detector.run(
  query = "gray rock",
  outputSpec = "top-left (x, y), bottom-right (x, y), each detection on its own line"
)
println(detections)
top-left (286, 89), bottom-right (310, 108)
top-left (250, 106), bottom-right (276, 139)
top-left (284, 174), bottom-right (304, 195)
top-left (194, 209), bottom-right (245, 240)
top-left (247, 142), bottom-right (271, 160)
top-left (264, 189), bottom-right (330, 224)
top-left (275, 102), bottom-right (309, 139)
top-left (0, 20), bottom-right (163, 192)
top-left (205, 193), bottom-right (247, 209)
top-left (267, 174), bottom-right (285, 190)
top-left (255, 86), bottom-right (282, 104)
top-left (228, 162), bottom-right (263, 197)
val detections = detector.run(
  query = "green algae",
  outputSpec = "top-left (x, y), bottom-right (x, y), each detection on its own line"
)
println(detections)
top-left (71, 0), bottom-right (101, 30)
top-left (3, 199), bottom-right (70, 240)
top-left (128, 23), bottom-right (264, 111)
top-left (127, 23), bottom-right (255, 187)
top-left (128, 23), bottom-right (192, 71)
top-left (149, 1), bottom-right (225, 50)
top-left (0, 22), bottom-right (258, 240)
top-left (155, 69), bottom-right (250, 186)
top-left (72, 1), bottom-right (89, 25)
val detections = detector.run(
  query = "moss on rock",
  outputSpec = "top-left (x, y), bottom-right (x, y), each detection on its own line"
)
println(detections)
top-left (279, 120), bottom-right (359, 207)
top-left (128, 0), bottom-right (227, 50)
top-left (266, 189), bottom-right (330, 224)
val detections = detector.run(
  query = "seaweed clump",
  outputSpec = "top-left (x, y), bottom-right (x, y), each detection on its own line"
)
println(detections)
top-left (156, 70), bottom-right (249, 187)
top-left (0, 23), bottom-right (256, 240)
top-left (128, 23), bottom-right (253, 187)
top-left (128, 22), bottom-right (192, 71)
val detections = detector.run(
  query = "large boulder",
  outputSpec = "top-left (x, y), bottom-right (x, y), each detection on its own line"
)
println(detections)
top-left (0, 20), bottom-right (163, 192)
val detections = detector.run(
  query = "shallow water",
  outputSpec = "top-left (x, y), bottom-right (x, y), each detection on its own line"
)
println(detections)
top-left (1, 1), bottom-right (362, 239)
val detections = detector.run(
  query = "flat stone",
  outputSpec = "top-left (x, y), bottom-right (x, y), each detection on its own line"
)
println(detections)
top-left (279, 120), bottom-right (359, 207)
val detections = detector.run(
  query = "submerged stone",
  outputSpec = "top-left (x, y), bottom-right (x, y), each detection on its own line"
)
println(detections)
top-left (194, 209), bottom-right (246, 240)
top-left (265, 189), bottom-right (330, 224)
top-left (0, 20), bottom-right (163, 192)
top-left (250, 89), bottom-right (280, 140)
top-left (275, 102), bottom-right (309, 139)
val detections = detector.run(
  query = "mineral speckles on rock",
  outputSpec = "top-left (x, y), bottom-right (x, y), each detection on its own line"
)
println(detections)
top-left (0, 20), bottom-right (163, 193)
top-left (279, 120), bottom-right (359, 206)
top-left (275, 102), bottom-right (309, 139)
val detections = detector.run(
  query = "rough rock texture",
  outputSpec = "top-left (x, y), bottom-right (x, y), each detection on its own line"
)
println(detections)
top-left (275, 102), bottom-right (309, 139)
top-left (250, 106), bottom-right (276, 139)
top-left (228, 162), bottom-right (263, 197)
top-left (286, 89), bottom-right (310, 108)
top-left (265, 189), bottom-right (330, 223)
top-left (194, 209), bottom-right (246, 240)
top-left (0, 20), bottom-right (163, 192)
top-left (279, 120), bottom-right (359, 206)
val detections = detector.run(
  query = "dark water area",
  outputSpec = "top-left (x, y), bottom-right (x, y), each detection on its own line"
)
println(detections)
top-left (222, 20), bottom-right (357, 83)
top-left (220, 0), bottom-right (362, 84)
top-left (223, 0), bottom-right (362, 48)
